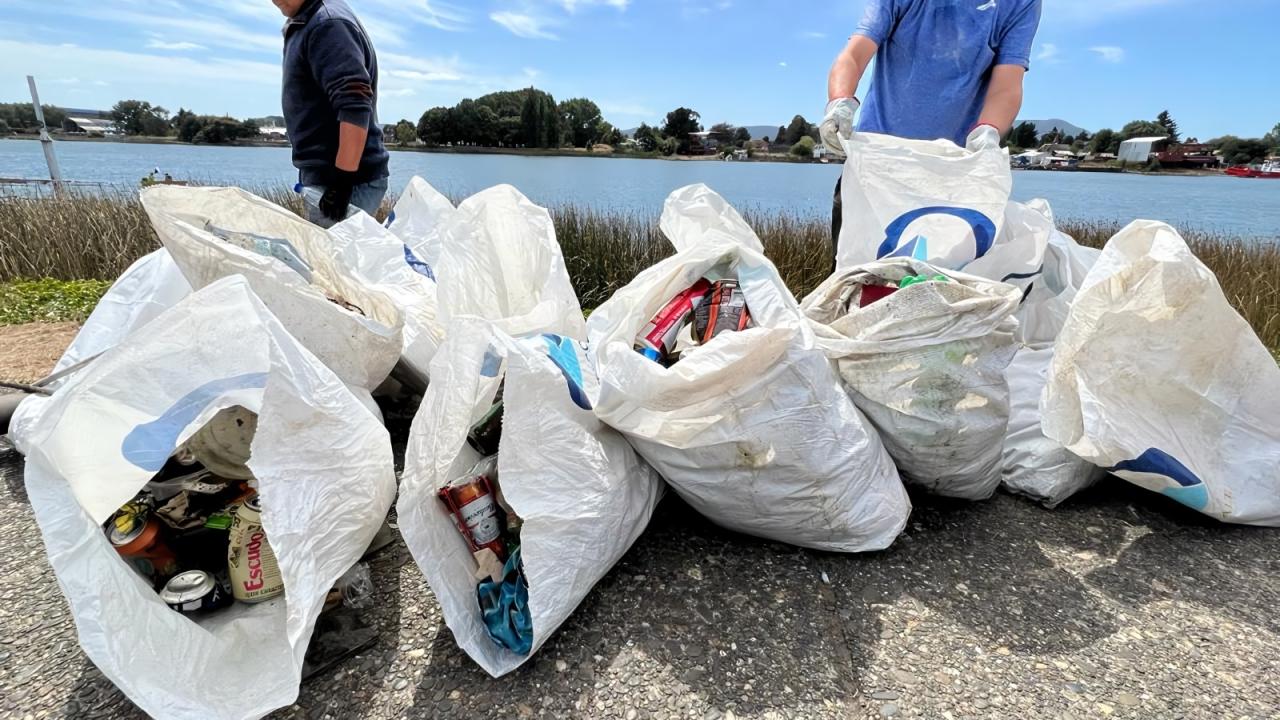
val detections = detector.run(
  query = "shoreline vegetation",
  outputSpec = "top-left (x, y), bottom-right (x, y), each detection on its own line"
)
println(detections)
top-left (0, 135), bottom-right (1236, 173)
top-left (0, 189), bottom-right (1276, 353)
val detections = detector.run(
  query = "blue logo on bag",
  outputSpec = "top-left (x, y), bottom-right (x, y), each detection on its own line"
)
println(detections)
top-left (541, 334), bottom-right (591, 410)
top-left (384, 209), bottom-right (396, 229)
top-left (120, 373), bottom-right (269, 471)
top-left (403, 244), bottom-right (435, 281)
top-left (877, 207), bottom-right (997, 265)
top-left (1111, 448), bottom-right (1209, 511)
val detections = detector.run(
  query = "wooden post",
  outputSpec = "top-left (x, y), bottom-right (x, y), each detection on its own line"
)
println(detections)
top-left (27, 75), bottom-right (65, 196)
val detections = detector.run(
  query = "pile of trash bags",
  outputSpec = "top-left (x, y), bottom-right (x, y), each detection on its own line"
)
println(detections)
top-left (5, 129), bottom-right (1279, 719)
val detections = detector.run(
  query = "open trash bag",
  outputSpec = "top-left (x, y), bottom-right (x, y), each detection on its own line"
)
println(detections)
top-left (588, 184), bottom-right (908, 551)
top-left (1002, 347), bottom-right (1105, 507)
top-left (801, 259), bottom-right (1021, 500)
top-left (437, 184), bottom-right (586, 340)
top-left (385, 175), bottom-right (459, 272)
top-left (141, 185), bottom-right (403, 390)
top-left (22, 277), bottom-right (397, 719)
top-left (398, 318), bottom-right (661, 677)
top-left (1043, 220), bottom-right (1280, 525)
top-left (7, 248), bottom-right (192, 455)
top-left (330, 211), bottom-right (446, 390)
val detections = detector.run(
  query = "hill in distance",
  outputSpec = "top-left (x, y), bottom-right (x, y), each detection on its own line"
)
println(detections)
top-left (1025, 118), bottom-right (1087, 137)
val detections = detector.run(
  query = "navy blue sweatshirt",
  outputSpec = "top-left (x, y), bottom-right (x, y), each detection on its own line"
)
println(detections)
top-left (282, 0), bottom-right (389, 185)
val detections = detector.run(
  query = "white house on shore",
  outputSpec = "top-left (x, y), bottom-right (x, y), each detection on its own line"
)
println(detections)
top-left (1118, 136), bottom-right (1170, 163)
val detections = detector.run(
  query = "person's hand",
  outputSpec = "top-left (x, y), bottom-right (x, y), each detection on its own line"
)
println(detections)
top-left (966, 124), bottom-right (1002, 153)
top-left (319, 171), bottom-right (357, 222)
top-left (820, 97), bottom-right (859, 156)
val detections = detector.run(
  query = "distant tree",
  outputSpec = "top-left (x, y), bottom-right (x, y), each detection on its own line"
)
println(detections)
top-left (1211, 135), bottom-right (1272, 165)
top-left (783, 115), bottom-right (815, 146)
top-left (790, 135), bottom-right (815, 158)
top-left (1089, 128), bottom-right (1118, 154)
top-left (634, 122), bottom-right (661, 152)
top-left (111, 100), bottom-right (170, 136)
top-left (708, 122), bottom-right (736, 146)
top-left (733, 127), bottom-right (752, 147)
top-left (417, 106), bottom-right (454, 146)
top-left (661, 107), bottom-right (702, 154)
top-left (1266, 122), bottom-right (1280, 150)
top-left (0, 103), bottom-right (67, 131)
top-left (759, 134), bottom-right (772, 144)
top-left (1119, 119), bottom-right (1169, 141)
top-left (1075, 129), bottom-right (1092, 145)
top-left (559, 97), bottom-right (604, 148)
top-left (1156, 110), bottom-right (1181, 143)
top-left (189, 116), bottom-right (257, 144)
top-left (393, 119), bottom-right (417, 146)
top-left (0, 119), bottom-right (9, 136)
top-left (1011, 121), bottom-right (1038, 149)
top-left (596, 122), bottom-right (624, 147)
top-left (774, 126), bottom-right (786, 144)
top-left (657, 135), bottom-right (679, 156)
top-left (520, 89), bottom-right (562, 148)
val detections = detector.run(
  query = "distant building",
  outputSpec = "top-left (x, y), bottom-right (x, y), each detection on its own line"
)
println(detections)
top-left (1154, 142), bottom-right (1219, 168)
top-left (62, 117), bottom-right (116, 136)
top-left (61, 107), bottom-right (112, 120)
top-left (688, 131), bottom-right (715, 155)
top-left (257, 125), bottom-right (289, 140)
top-left (1118, 136), bottom-right (1170, 163)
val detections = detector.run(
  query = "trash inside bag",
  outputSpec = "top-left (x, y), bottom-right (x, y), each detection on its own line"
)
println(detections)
top-left (23, 277), bottom-right (396, 719)
top-left (589, 184), bottom-right (909, 552)
top-left (477, 546), bottom-right (533, 656)
top-left (398, 318), bottom-right (660, 677)
top-left (1042, 220), bottom-right (1280, 526)
top-left (141, 185), bottom-right (403, 390)
top-left (802, 258), bottom-right (1020, 500)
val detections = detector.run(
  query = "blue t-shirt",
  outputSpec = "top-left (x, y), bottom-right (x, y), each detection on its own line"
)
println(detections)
top-left (855, 0), bottom-right (1042, 145)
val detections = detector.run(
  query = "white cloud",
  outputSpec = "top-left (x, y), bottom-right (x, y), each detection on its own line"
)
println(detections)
top-left (1090, 46), bottom-right (1126, 63)
top-left (800, 31), bottom-right (827, 40)
top-left (362, 0), bottom-right (470, 32)
top-left (778, 61), bottom-right (788, 68)
top-left (1035, 42), bottom-right (1060, 63)
top-left (146, 39), bottom-right (206, 51)
top-left (490, 11), bottom-right (559, 40)
top-left (1045, 0), bottom-right (1185, 25)
top-left (558, 0), bottom-right (630, 11)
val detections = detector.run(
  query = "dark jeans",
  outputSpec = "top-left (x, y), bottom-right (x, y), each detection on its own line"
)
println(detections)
top-left (830, 176), bottom-right (843, 275)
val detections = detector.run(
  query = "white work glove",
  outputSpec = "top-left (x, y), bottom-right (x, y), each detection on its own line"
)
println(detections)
top-left (820, 97), bottom-right (860, 156)
top-left (966, 124), bottom-right (1002, 153)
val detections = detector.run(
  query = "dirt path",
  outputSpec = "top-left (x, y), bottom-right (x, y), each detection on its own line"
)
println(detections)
top-left (0, 323), bottom-right (80, 383)
top-left (2, 326), bottom-right (1279, 719)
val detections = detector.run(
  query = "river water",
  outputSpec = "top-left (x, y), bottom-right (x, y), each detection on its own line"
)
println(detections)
top-left (2, 138), bottom-right (1277, 237)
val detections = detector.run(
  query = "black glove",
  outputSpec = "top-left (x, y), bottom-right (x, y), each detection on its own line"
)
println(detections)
top-left (318, 170), bottom-right (358, 222)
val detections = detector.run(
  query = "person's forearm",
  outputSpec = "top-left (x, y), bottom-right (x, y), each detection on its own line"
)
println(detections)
top-left (336, 121), bottom-right (368, 172)
top-left (976, 67), bottom-right (1025, 135)
top-left (828, 36), bottom-right (878, 101)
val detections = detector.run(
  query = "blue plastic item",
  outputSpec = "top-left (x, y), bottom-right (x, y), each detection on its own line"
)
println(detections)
top-left (477, 546), bottom-right (533, 655)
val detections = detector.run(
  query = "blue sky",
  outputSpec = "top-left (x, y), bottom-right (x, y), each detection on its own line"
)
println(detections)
top-left (1, 0), bottom-right (1276, 139)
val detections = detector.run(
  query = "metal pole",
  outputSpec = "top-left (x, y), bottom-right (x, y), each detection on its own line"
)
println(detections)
top-left (27, 75), bottom-right (64, 196)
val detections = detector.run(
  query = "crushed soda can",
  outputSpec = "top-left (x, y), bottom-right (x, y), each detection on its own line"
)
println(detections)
top-left (693, 279), bottom-right (753, 344)
top-left (635, 277), bottom-right (712, 363)
top-left (227, 495), bottom-right (285, 603)
top-left (160, 570), bottom-right (233, 615)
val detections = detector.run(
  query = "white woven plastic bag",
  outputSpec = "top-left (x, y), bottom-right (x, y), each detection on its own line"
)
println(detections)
top-left (437, 184), bottom-right (586, 340)
top-left (23, 277), bottom-right (396, 719)
top-left (398, 318), bottom-right (661, 677)
top-left (802, 259), bottom-right (1021, 500)
top-left (1001, 347), bottom-right (1104, 507)
top-left (141, 186), bottom-right (403, 390)
top-left (1043, 220), bottom-right (1280, 525)
top-left (588, 184), bottom-right (909, 551)
top-left (329, 212), bottom-right (445, 389)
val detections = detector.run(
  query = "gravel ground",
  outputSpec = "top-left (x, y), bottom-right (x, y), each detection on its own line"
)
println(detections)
top-left (2, 429), bottom-right (1279, 720)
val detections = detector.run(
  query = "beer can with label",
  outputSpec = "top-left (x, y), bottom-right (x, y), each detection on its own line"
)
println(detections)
top-left (108, 506), bottom-right (179, 584)
top-left (227, 495), bottom-right (285, 603)
top-left (160, 570), bottom-right (233, 615)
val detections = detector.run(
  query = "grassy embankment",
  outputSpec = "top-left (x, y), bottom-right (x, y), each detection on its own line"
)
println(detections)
top-left (0, 189), bottom-right (1276, 353)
